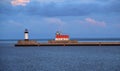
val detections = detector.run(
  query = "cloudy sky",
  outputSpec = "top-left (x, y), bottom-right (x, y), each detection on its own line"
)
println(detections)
top-left (0, 0), bottom-right (120, 39)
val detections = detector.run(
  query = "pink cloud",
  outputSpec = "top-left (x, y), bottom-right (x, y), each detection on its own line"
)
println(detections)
top-left (85, 18), bottom-right (106, 27)
top-left (85, 18), bottom-right (96, 24)
top-left (44, 18), bottom-right (65, 25)
top-left (11, 0), bottom-right (30, 6)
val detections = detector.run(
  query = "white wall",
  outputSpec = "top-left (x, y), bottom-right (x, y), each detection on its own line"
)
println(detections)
top-left (25, 33), bottom-right (29, 39)
top-left (55, 38), bottom-right (69, 41)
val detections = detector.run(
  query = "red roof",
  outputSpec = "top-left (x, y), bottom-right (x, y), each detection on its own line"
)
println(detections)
top-left (56, 35), bottom-right (69, 38)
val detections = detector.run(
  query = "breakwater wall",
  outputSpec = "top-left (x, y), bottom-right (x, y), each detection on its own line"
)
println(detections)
top-left (15, 40), bottom-right (120, 46)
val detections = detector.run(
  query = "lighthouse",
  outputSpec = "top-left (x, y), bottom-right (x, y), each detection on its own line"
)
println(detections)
top-left (24, 29), bottom-right (29, 40)
top-left (55, 31), bottom-right (69, 41)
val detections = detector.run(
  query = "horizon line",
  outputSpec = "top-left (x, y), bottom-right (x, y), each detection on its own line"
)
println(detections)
top-left (0, 38), bottom-right (120, 41)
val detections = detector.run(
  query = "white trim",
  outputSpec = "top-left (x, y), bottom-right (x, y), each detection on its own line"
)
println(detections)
top-left (55, 38), bottom-right (69, 41)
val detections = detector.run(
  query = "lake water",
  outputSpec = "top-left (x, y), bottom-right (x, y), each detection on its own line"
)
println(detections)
top-left (0, 41), bottom-right (120, 71)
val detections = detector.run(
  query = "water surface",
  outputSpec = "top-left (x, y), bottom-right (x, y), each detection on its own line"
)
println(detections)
top-left (0, 42), bottom-right (120, 71)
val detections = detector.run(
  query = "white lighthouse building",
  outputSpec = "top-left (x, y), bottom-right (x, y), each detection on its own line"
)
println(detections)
top-left (24, 29), bottom-right (29, 40)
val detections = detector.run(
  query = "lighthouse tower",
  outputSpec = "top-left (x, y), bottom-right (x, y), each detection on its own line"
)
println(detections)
top-left (24, 29), bottom-right (29, 40)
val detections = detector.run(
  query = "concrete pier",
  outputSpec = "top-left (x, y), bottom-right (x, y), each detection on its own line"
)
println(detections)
top-left (15, 40), bottom-right (39, 46)
top-left (15, 40), bottom-right (120, 46)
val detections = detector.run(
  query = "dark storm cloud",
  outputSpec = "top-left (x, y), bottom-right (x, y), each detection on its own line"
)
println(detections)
top-left (0, 0), bottom-right (120, 16)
